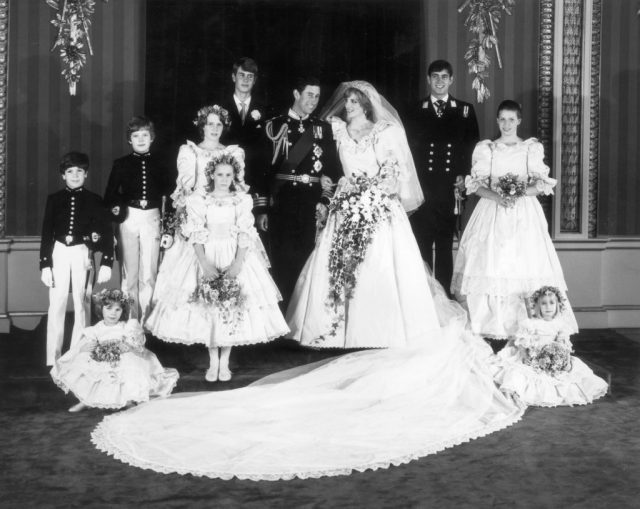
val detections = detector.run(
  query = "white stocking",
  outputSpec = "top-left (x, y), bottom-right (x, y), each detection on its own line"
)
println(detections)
top-left (208, 347), bottom-right (220, 369)
top-left (219, 347), bottom-right (232, 371)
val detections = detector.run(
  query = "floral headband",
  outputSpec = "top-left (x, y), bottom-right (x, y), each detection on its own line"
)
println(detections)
top-left (193, 105), bottom-right (231, 127)
top-left (528, 286), bottom-right (567, 315)
top-left (93, 288), bottom-right (134, 308)
top-left (204, 150), bottom-right (247, 191)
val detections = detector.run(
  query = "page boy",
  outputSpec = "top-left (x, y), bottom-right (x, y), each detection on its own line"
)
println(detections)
top-left (40, 151), bottom-right (114, 366)
top-left (104, 116), bottom-right (175, 321)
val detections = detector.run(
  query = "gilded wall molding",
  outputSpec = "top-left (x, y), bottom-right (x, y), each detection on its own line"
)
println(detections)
top-left (588, 0), bottom-right (601, 238)
top-left (537, 0), bottom-right (554, 221)
top-left (0, 1), bottom-right (7, 238)
top-left (559, 0), bottom-right (583, 233)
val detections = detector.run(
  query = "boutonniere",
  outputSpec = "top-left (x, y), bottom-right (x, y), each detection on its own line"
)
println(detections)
top-left (250, 110), bottom-right (261, 121)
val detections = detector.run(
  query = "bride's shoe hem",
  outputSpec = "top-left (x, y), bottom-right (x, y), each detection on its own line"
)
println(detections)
top-left (91, 404), bottom-right (526, 482)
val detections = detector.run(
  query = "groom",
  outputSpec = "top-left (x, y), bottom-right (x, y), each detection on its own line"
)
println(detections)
top-left (409, 59), bottom-right (479, 296)
top-left (254, 76), bottom-right (340, 307)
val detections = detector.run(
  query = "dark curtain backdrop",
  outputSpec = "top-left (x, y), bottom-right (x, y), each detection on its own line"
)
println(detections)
top-left (598, 0), bottom-right (640, 236)
top-left (144, 0), bottom-right (421, 151)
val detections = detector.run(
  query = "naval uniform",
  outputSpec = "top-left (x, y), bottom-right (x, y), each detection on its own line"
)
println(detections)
top-left (409, 95), bottom-right (479, 294)
top-left (104, 152), bottom-right (175, 320)
top-left (255, 110), bottom-right (341, 306)
top-left (40, 187), bottom-right (114, 366)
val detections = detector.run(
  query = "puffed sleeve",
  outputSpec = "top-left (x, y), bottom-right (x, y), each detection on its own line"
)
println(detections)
top-left (513, 318), bottom-right (538, 349)
top-left (526, 139), bottom-right (556, 195)
top-left (234, 193), bottom-right (258, 249)
top-left (465, 140), bottom-right (493, 194)
top-left (122, 319), bottom-right (145, 351)
top-left (180, 193), bottom-right (209, 244)
top-left (175, 142), bottom-right (198, 194)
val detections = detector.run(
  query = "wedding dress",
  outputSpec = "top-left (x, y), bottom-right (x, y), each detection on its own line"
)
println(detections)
top-left (91, 82), bottom-right (526, 481)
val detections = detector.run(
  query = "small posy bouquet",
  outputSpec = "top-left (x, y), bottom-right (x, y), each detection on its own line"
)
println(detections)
top-left (190, 275), bottom-right (246, 328)
top-left (525, 342), bottom-right (572, 376)
top-left (90, 341), bottom-right (123, 367)
top-left (496, 173), bottom-right (527, 207)
top-left (161, 208), bottom-right (187, 238)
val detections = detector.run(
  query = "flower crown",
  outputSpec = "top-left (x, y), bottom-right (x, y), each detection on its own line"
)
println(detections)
top-left (204, 150), bottom-right (247, 192)
top-left (92, 288), bottom-right (134, 309)
top-left (193, 105), bottom-right (231, 127)
top-left (528, 286), bottom-right (567, 315)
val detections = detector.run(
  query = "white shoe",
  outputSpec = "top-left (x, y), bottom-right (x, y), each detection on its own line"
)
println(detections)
top-left (205, 367), bottom-right (218, 382)
top-left (218, 366), bottom-right (232, 382)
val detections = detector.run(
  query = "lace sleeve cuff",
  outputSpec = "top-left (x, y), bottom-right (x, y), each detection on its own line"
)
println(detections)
top-left (529, 173), bottom-right (557, 196)
top-left (465, 175), bottom-right (489, 194)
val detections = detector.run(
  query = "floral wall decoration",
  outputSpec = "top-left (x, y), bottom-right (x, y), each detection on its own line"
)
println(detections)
top-left (46, 0), bottom-right (109, 95)
top-left (459, 0), bottom-right (516, 103)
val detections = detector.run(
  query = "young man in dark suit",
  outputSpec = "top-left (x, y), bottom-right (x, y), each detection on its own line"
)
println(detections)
top-left (409, 59), bottom-right (480, 296)
top-left (220, 57), bottom-right (266, 192)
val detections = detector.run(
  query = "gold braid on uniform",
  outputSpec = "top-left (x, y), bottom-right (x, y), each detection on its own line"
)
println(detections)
top-left (265, 120), bottom-right (289, 164)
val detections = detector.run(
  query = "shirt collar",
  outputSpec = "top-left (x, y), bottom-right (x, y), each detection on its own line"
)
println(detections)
top-left (288, 108), bottom-right (309, 121)
top-left (430, 94), bottom-right (449, 105)
top-left (234, 94), bottom-right (251, 108)
top-left (65, 186), bottom-right (84, 193)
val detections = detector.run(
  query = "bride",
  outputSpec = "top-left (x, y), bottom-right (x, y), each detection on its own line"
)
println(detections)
top-left (287, 81), bottom-right (440, 348)
top-left (92, 82), bottom-right (525, 481)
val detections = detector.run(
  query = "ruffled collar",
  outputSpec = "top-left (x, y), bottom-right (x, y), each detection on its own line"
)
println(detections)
top-left (486, 137), bottom-right (539, 150)
top-left (186, 140), bottom-right (241, 155)
top-left (203, 192), bottom-right (246, 207)
top-left (332, 118), bottom-right (392, 148)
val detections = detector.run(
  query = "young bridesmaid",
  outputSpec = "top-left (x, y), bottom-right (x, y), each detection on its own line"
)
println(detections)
top-left (50, 289), bottom-right (179, 412)
top-left (493, 286), bottom-right (608, 406)
top-left (148, 151), bottom-right (288, 382)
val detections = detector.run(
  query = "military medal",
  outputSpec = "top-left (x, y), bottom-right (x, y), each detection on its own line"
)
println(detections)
top-left (65, 235), bottom-right (73, 245)
top-left (298, 121), bottom-right (305, 133)
top-left (140, 199), bottom-right (148, 208)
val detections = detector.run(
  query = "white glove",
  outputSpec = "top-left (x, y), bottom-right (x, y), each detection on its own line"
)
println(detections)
top-left (96, 266), bottom-right (112, 284)
top-left (160, 234), bottom-right (174, 249)
top-left (41, 267), bottom-right (54, 288)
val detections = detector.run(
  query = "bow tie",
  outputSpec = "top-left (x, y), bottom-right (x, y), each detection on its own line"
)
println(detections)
top-left (133, 152), bottom-right (151, 157)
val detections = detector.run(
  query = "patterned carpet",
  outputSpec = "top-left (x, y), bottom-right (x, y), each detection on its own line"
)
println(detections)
top-left (1, 321), bottom-right (638, 508)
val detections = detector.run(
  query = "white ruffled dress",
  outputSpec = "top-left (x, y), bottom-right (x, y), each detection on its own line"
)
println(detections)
top-left (286, 119), bottom-right (441, 348)
top-left (451, 139), bottom-right (578, 339)
top-left (492, 317), bottom-right (608, 406)
top-left (50, 320), bottom-right (178, 409)
top-left (146, 191), bottom-right (288, 347)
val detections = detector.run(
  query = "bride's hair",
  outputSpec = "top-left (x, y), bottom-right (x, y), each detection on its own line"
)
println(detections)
top-left (342, 87), bottom-right (374, 122)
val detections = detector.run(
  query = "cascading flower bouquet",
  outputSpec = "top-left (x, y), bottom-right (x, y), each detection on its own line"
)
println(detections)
top-left (494, 172), bottom-right (528, 207)
top-left (323, 162), bottom-right (397, 335)
top-left (190, 275), bottom-right (246, 333)
top-left (524, 341), bottom-right (573, 376)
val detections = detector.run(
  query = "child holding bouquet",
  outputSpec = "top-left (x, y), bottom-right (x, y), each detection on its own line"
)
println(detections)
top-left (493, 286), bottom-right (608, 406)
top-left (146, 150), bottom-right (288, 382)
top-left (50, 289), bottom-right (178, 412)
top-left (452, 100), bottom-right (578, 340)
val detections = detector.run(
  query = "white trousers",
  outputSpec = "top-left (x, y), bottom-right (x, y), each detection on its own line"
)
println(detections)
top-left (46, 242), bottom-right (91, 366)
top-left (118, 207), bottom-right (161, 320)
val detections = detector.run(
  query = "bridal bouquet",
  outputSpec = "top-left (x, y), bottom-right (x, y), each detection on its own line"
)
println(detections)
top-left (525, 342), bottom-right (572, 376)
top-left (495, 173), bottom-right (527, 207)
top-left (190, 275), bottom-right (246, 329)
top-left (326, 171), bottom-right (395, 313)
top-left (90, 341), bottom-right (123, 368)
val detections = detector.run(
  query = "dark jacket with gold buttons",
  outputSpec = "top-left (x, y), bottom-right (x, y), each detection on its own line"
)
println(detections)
top-left (39, 187), bottom-right (114, 269)
top-left (104, 152), bottom-right (175, 222)
top-left (410, 96), bottom-right (479, 211)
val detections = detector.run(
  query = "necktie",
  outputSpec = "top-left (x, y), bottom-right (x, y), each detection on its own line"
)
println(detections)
top-left (435, 100), bottom-right (445, 118)
top-left (240, 102), bottom-right (247, 125)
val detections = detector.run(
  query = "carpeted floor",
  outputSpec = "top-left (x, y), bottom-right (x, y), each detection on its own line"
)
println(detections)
top-left (1, 319), bottom-right (639, 509)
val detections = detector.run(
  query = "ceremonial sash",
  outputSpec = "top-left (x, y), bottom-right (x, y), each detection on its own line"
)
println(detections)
top-left (279, 127), bottom-right (315, 174)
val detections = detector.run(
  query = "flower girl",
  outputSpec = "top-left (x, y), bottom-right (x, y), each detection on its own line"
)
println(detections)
top-left (493, 286), bottom-right (608, 406)
top-left (50, 289), bottom-right (179, 412)
top-left (146, 150), bottom-right (289, 382)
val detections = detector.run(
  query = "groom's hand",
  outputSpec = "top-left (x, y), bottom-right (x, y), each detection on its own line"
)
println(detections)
top-left (257, 214), bottom-right (268, 232)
